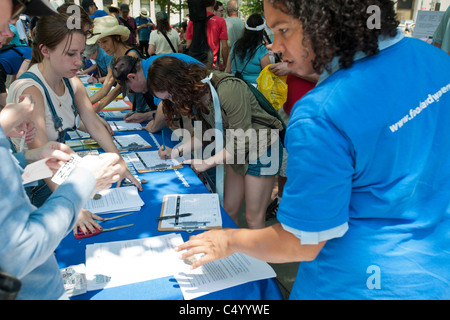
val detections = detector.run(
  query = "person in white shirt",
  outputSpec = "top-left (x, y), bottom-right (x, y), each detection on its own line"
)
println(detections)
top-left (148, 11), bottom-right (181, 56)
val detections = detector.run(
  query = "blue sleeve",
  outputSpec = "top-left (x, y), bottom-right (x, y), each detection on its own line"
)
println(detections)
top-left (276, 114), bottom-right (354, 232)
top-left (0, 133), bottom-right (96, 278)
top-left (13, 151), bottom-right (27, 168)
top-left (255, 44), bottom-right (269, 61)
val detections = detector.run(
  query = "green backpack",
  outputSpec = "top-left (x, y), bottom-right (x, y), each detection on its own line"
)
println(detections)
top-left (214, 76), bottom-right (287, 146)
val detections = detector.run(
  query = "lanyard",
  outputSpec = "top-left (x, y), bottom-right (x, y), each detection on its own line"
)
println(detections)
top-left (201, 73), bottom-right (224, 206)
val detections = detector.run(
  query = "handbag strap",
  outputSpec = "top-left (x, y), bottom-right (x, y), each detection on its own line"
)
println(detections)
top-left (232, 43), bottom-right (263, 76)
top-left (161, 31), bottom-right (177, 53)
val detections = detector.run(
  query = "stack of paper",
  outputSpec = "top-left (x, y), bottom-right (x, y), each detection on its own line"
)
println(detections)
top-left (67, 129), bottom-right (91, 140)
top-left (83, 186), bottom-right (144, 214)
top-left (85, 233), bottom-right (186, 291)
top-left (83, 233), bottom-right (277, 299)
top-left (66, 138), bottom-right (100, 151)
top-left (102, 99), bottom-right (129, 111)
top-left (175, 253), bottom-right (277, 300)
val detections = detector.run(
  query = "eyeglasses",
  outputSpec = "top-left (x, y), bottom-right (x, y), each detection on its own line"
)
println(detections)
top-left (85, 31), bottom-right (101, 39)
top-left (11, 0), bottom-right (29, 21)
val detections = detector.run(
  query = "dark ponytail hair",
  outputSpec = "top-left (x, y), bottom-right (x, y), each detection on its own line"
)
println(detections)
top-left (234, 13), bottom-right (265, 60)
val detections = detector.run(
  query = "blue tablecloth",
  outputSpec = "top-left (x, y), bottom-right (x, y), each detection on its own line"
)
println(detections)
top-left (56, 127), bottom-right (283, 300)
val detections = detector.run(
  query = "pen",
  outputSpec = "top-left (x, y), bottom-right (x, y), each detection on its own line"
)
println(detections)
top-left (162, 130), bottom-right (166, 160)
top-left (19, 125), bottom-right (27, 152)
top-left (125, 111), bottom-right (136, 119)
top-left (156, 213), bottom-right (192, 221)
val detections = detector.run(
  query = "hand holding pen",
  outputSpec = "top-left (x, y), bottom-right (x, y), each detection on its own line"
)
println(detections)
top-left (158, 145), bottom-right (172, 159)
top-left (162, 130), bottom-right (166, 160)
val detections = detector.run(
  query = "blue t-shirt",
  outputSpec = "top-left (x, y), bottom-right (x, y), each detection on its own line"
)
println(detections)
top-left (136, 16), bottom-right (153, 42)
top-left (7, 24), bottom-right (26, 46)
top-left (278, 36), bottom-right (450, 299)
top-left (141, 53), bottom-right (203, 106)
top-left (95, 47), bottom-right (113, 76)
top-left (89, 10), bottom-right (108, 19)
top-left (0, 46), bottom-right (31, 74)
top-left (230, 43), bottom-right (268, 84)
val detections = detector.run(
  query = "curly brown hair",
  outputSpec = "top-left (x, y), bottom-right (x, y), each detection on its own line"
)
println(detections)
top-left (147, 56), bottom-right (212, 127)
top-left (267, 0), bottom-right (399, 74)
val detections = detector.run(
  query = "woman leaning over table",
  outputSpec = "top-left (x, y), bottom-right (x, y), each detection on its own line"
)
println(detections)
top-left (151, 56), bottom-right (284, 229)
top-left (86, 15), bottom-right (148, 113)
top-left (7, 13), bottom-right (142, 235)
top-left (177, 0), bottom-right (450, 299)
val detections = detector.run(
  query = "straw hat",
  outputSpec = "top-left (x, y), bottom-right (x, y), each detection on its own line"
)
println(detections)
top-left (140, 8), bottom-right (149, 17)
top-left (107, 4), bottom-right (120, 12)
top-left (86, 15), bottom-right (130, 45)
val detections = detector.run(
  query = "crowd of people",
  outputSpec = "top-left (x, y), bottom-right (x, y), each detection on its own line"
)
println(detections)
top-left (0, 0), bottom-right (449, 301)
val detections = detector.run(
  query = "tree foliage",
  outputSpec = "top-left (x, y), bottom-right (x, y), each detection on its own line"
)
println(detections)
top-left (154, 0), bottom-right (264, 24)
top-left (239, 0), bottom-right (264, 17)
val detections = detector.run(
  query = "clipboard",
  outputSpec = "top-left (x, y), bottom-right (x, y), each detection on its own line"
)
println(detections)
top-left (112, 134), bottom-right (152, 152)
top-left (127, 151), bottom-right (183, 173)
top-left (108, 120), bottom-right (143, 132)
top-left (66, 138), bottom-right (100, 151)
top-left (158, 194), bottom-right (222, 232)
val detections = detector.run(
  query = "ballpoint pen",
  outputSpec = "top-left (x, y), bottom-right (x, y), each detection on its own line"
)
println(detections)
top-left (125, 110), bottom-right (137, 119)
top-left (156, 213), bottom-right (192, 221)
top-left (162, 130), bottom-right (167, 160)
top-left (74, 212), bottom-right (135, 239)
top-left (75, 224), bottom-right (134, 239)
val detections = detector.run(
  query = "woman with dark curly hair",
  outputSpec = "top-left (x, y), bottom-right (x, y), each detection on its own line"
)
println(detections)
top-left (178, 0), bottom-right (450, 299)
top-left (150, 56), bottom-right (284, 229)
top-left (225, 13), bottom-right (270, 85)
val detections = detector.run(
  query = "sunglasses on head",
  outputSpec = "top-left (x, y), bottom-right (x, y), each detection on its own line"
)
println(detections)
top-left (11, 0), bottom-right (29, 21)
top-left (85, 30), bottom-right (101, 39)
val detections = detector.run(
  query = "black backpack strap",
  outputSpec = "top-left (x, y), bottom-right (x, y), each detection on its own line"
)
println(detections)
top-left (162, 32), bottom-right (177, 53)
top-left (125, 47), bottom-right (144, 59)
top-left (232, 44), bottom-right (263, 78)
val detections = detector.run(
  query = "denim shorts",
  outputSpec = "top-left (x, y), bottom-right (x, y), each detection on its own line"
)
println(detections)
top-left (247, 140), bottom-right (283, 177)
top-left (26, 180), bottom-right (52, 208)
